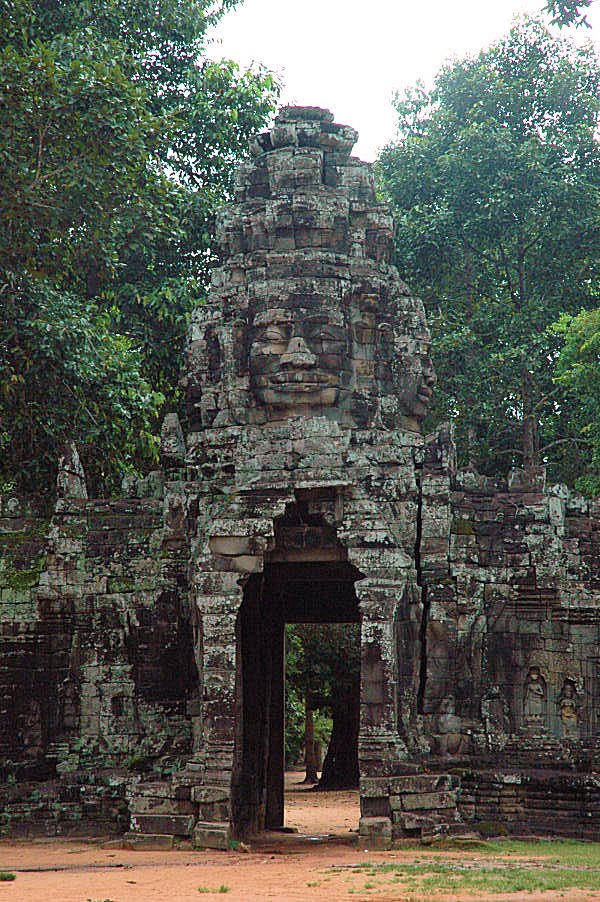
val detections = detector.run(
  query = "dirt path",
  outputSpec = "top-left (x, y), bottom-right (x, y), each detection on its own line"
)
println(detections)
top-left (0, 774), bottom-right (598, 902)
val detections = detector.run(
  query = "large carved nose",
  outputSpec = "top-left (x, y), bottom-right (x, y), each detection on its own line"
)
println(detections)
top-left (424, 362), bottom-right (437, 388)
top-left (280, 335), bottom-right (316, 369)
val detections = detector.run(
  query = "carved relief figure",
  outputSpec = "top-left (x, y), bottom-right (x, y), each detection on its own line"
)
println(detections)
top-left (524, 666), bottom-right (547, 726)
top-left (21, 699), bottom-right (43, 759)
top-left (558, 679), bottom-right (580, 734)
top-left (436, 694), bottom-right (469, 756)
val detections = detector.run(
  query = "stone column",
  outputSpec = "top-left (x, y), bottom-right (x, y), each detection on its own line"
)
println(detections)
top-left (355, 574), bottom-right (410, 776)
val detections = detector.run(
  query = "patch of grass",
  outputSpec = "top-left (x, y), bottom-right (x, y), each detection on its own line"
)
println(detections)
top-left (0, 872), bottom-right (15, 881)
top-left (197, 887), bottom-right (230, 895)
top-left (413, 863), bottom-right (600, 895)
top-left (482, 837), bottom-right (600, 866)
top-left (325, 841), bottom-right (600, 897)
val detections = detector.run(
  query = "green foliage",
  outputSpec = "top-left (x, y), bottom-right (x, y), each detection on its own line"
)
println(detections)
top-left (553, 308), bottom-right (600, 494)
top-left (1, 276), bottom-right (163, 492)
top-left (0, 0), bottom-right (278, 494)
top-left (378, 18), bottom-right (600, 484)
top-left (0, 872), bottom-right (16, 881)
top-left (545, 0), bottom-right (594, 27)
top-left (284, 681), bottom-right (305, 766)
top-left (286, 623), bottom-right (360, 710)
top-left (285, 623), bottom-right (359, 767)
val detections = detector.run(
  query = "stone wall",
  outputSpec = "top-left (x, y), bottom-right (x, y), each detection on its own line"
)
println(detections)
top-left (420, 427), bottom-right (600, 764)
top-left (2, 106), bottom-right (600, 845)
top-left (0, 450), bottom-right (195, 836)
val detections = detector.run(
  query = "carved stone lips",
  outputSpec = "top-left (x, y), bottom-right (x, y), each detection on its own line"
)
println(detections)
top-left (271, 371), bottom-right (331, 386)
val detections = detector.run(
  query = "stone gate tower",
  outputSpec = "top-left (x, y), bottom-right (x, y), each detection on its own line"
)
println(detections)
top-left (183, 105), bottom-right (436, 845)
top-left (4, 105), bottom-right (600, 846)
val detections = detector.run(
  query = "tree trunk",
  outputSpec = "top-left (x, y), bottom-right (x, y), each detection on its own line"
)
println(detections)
top-left (522, 368), bottom-right (539, 470)
top-left (302, 704), bottom-right (319, 784)
top-left (467, 425), bottom-right (477, 469)
top-left (317, 677), bottom-right (359, 790)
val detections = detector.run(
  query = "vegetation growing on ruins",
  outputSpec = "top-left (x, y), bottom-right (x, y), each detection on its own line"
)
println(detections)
top-left (0, 0), bottom-right (277, 494)
top-left (378, 18), bottom-right (600, 488)
top-left (554, 308), bottom-right (600, 494)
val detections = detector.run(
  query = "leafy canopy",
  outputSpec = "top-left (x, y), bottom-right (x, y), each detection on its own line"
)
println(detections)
top-left (0, 0), bottom-right (278, 494)
top-left (377, 18), bottom-right (600, 483)
top-left (553, 310), bottom-right (600, 495)
top-left (545, 0), bottom-right (595, 27)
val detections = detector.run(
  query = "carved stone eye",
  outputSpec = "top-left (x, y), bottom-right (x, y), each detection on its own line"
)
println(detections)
top-left (321, 329), bottom-right (344, 343)
top-left (257, 326), bottom-right (288, 343)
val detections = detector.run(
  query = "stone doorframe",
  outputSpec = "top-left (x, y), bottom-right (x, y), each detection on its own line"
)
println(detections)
top-left (193, 483), bottom-right (418, 836)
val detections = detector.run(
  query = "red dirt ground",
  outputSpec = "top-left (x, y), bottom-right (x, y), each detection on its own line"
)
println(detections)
top-left (0, 773), bottom-right (597, 902)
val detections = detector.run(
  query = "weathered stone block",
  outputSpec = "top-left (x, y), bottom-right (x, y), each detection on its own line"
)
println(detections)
top-left (358, 816), bottom-right (392, 851)
top-left (123, 833), bottom-right (175, 851)
top-left (401, 791), bottom-right (457, 811)
top-left (130, 814), bottom-right (196, 836)
top-left (191, 786), bottom-right (230, 804)
top-left (193, 821), bottom-right (230, 850)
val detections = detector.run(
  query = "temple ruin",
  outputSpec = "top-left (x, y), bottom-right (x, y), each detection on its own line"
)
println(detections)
top-left (2, 106), bottom-right (600, 848)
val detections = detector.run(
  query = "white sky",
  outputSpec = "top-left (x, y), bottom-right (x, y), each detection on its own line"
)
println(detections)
top-left (208, 0), bottom-right (599, 160)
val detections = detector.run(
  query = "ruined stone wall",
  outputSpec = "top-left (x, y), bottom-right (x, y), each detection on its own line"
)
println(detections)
top-left (420, 428), bottom-right (600, 763)
top-left (0, 453), bottom-right (195, 836)
top-left (2, 105), bottom-right (600, 844)
top-left (415, 428), bottom-right (600, 836)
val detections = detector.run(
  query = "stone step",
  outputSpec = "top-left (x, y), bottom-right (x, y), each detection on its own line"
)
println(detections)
top-left (123, 832), bottom-right (175, 851)
top-left (193, 821), bottom-right (230, 851)
top-left (129, 796), bottom-right (196, 816)
top-left (129, 781), bottom-right (191, 801)
top-left (129, 813), bottom-right (196, 836)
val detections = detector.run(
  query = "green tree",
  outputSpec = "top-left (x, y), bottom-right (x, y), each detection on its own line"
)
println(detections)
top-left (545, 0), bottom-right (595, 27)
top-left (286, 624), bottom-right (360, 789)
top-left (377, 18), bottom-right (600, 482)
top-left (553, 309), bottom-right (600, 495)
top-left (0, 0), bottom-right (277, 493)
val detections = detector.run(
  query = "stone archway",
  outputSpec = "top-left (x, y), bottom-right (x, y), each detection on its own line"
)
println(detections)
top-left (193, 484), bottom-right (421, 846)
top-left (230, 502), bottom-right (362, 838)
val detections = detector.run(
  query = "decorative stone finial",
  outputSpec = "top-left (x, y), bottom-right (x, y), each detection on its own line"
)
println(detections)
top-left (56, 442), bottom-right (88, 499)
top-left (160, 413), bottom-right (186, 467)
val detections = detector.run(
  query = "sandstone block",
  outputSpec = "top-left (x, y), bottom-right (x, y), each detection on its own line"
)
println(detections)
top-left (193, 821), bottom-right (230, 850)
top-left (401, 791), bottom-right (457, 811)
top-left (123, 833), bottom-right (175, 851)
top-left (130, 814), bottom-right (196, 836)
top-left (358, 816), bottom-right (392, 851)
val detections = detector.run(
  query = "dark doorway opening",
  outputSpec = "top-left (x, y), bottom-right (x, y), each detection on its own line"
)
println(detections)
top-left (231, 561), bottom-right (361, 838)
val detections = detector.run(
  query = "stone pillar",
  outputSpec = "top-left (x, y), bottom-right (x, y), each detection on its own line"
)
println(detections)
top-left (265, 615), bottom-right (285, 829)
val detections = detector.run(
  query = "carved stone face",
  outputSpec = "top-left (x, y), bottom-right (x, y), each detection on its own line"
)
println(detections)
top-left (400, 341), bottom-right (437, 421)
top-left (378, 331), bottom-right (436, 423)
top-left (249, 302), bottom-right (350, 416)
